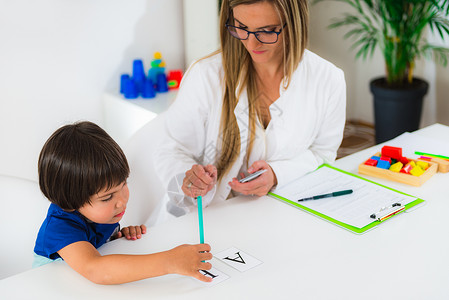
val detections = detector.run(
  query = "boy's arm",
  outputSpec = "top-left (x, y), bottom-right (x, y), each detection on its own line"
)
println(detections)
top-left (58, 241), bottom-right (212, 285)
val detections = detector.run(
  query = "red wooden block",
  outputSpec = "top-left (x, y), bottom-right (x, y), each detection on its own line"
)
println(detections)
top-left (399, 156), bottom-right (409, 165)
top-left (364, 158), bottom-right (378, 166)
top-left (401, 163), bottom-right (413, 174)
top-left (381, 146), bottom-right (402, 160)
top-left (380, 156), bottom-right (392, 163)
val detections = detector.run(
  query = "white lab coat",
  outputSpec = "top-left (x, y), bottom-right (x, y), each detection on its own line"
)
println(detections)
top-left (154, 50), bottom-right (346, 218)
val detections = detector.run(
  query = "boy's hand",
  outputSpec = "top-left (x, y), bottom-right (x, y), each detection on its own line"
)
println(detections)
top-left (115, 224), bottom-right (147, 240)
top-left (167, 244), bottom-right (213, 282)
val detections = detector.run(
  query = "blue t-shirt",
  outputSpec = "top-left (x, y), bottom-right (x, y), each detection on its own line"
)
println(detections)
top-left (34, 203), bottom-right (119, 260)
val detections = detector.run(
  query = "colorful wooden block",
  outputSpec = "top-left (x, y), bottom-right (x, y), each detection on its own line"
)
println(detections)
top-left (399, 156), bottom-right (409, 165)
top-left (381, 146), bottom-right (402, 160)
top-left (377, 160), bottom-right (390, 169)
top-left (416, 160), bottom-right (429, 170)
top-left (401, 162), bottom-right (413, 174)
top-left (410, 166), bottom-right (425, 176)
top-left (380, 156), bottom-right (392, 163)
top-left (365, 159), bottom-right (378, 166)
top-left (389, 162), bottom-right (403, 172)
top-left (359, 152), bottom-right (438, 186)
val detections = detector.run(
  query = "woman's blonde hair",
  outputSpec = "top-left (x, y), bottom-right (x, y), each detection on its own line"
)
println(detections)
top-left (216, 0), bottom-right (308, 180)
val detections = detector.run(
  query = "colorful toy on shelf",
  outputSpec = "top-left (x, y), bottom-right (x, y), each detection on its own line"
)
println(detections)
top-left (359, 145), bottom-right (438, 186)
top-left (156, 73), bottom-right (168, 93)
top-left (119, 52), bottom-right (182, 99)
top-left (167, 70), bottom-right (183, 89)
top-left (121, 73), bottom-right (138, 99)
top-left (148, 52), bottom-right (167, 91)
top-left (141, 78), bottom-right (155, 98)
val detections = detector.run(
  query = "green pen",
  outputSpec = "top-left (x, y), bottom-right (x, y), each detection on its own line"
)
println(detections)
top-left (297, 189), bottom-right (353, 202)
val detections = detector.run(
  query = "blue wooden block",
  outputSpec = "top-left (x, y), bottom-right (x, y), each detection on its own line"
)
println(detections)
top-left (377, 160), bottom-right (391, 169)
top-left (371, 156), bottom-right (381, 161)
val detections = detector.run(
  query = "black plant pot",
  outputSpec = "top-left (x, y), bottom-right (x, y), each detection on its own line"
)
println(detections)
top-left (370, 77), bottom-right (428, 144)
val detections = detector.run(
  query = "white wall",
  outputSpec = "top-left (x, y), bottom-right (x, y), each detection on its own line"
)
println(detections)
top-left (0, 0), bottom-right (184, 181)
top-left (183, 0), bottom-right (220, 67)
top-left (309, 1), bottom-right (449, 127)
top-left (2, 0), bottom-right (448, 182)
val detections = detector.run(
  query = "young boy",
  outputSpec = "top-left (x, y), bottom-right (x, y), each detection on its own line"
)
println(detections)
top-left (34, 121), bottom-right (212, 284)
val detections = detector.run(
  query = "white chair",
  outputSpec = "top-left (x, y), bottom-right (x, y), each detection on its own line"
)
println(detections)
top-left (120, 113), bottom-right (167, 227)
top-left (0, 114), bottom-right (167, 278)
top-left (0, 174), bottom-right (49, 279)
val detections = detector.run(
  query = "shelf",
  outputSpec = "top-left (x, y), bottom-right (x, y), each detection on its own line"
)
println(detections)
top-left (103, 91), bottom-right (177, 146)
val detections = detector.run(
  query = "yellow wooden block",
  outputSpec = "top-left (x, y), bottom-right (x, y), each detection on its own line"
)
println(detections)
top-left (410, 161), bottom-right (416, 167)
top-left (410, 166), bottom-right (424, 176)
top-left (389, 162), bottom-right (403, 172)
top-left (416, 160), bottom-right (429, 170)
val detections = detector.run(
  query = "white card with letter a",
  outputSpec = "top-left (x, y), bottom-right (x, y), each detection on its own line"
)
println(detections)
top-left (215, 247), bottom-right (262, 272)
top-left (198, 267), bottom-right (229, 286)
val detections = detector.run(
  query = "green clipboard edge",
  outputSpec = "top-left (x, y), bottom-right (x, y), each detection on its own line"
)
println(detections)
top-left (268, 164), bottom-right (425, 234)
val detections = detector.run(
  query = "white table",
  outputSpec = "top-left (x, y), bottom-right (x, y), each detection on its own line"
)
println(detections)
top-left (2, 124), bottom-right (449, 300)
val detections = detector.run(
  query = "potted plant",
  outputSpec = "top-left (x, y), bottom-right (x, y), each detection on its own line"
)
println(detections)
top-left (316, 0), bottom-right (449, 143)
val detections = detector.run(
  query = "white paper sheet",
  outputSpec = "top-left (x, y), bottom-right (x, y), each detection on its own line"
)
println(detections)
top-left (381, 132), bottom-right (449, 159)
top-left (272, 166), bottom-right (417, 228)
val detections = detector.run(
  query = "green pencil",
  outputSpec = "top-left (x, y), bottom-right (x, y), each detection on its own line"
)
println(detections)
top-left (415, 151), bottom-right (449, 160)
top-left (197, 196), bottom-right (204, 244)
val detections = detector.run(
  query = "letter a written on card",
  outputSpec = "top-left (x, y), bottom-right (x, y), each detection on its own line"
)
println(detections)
top-left (215, 247), bottom-right (262, 272)
top-left (198, 267), bottom-right (229, 286)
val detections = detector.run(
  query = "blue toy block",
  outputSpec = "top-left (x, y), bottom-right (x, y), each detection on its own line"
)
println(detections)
top-left (156, 73), bottom-right (168, 93)
top-left (132, 60), bottom-right (146, 94)
top-left (132, 59), bottom-right (145, 81)
top-left (377, 159), bottom-right (391, 169)
top-left (123, 78), bottom-right (138, 99)
top-left (148, 67), bottom-right (165, 84)
top-left (120, 74), bottom-right (130, 94)
top-left (370, 156), bottom-right (381, 161)
top-left (142, 78), bottom-right (155, 98)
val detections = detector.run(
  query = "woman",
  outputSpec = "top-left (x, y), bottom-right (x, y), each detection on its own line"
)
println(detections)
top-left (154, 0), bottom-right (346, 217)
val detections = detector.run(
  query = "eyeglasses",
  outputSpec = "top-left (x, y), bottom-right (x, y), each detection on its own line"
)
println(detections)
top-left (225, 23), bottom-right (286, 44)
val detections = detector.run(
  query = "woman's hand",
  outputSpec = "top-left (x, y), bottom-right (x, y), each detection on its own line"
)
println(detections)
top-left (113, 224), bottom-right (147, 240)
top-left (182, 164), bottom-right (217, 198)
top-left (228, 160), bottom-right (277, 196)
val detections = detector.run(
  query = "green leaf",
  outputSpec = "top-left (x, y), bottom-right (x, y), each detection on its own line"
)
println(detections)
top-left (314, 0), bottom-right (449, 85)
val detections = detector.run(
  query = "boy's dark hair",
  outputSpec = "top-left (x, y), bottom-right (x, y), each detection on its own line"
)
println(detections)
top-left (38, 121), bottom-right (130, 210)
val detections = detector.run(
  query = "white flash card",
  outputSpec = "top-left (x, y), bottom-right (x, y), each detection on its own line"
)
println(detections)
top-left (198, 267), bottom-right (229, 286)
top-left (215, 247), bottom-right (262, 272)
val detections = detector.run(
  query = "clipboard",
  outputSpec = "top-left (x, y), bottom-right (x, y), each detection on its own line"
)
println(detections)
top-left (268, 164), bottom-right (425, 234)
